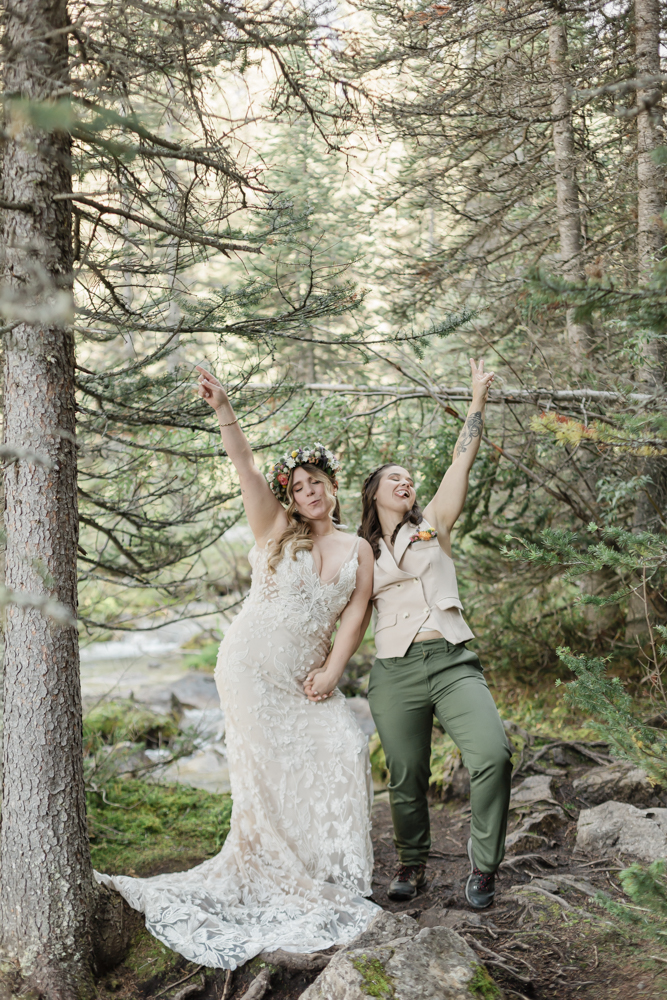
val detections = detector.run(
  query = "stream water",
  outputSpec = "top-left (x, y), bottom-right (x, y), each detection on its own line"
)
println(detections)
top-left (80, 611), bottom-right (375, 796)
top-left (80, 611), bottom-right (232, 793)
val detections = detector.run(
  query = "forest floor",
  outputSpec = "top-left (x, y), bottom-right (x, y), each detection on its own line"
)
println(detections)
top-left (92, 747), bottom-right (667, 1000)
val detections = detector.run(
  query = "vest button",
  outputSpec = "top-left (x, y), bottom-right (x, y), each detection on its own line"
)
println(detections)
top-left (403, 612), bottom-right (410, 618)
top-left (396, 583), bottom-right (402, 588)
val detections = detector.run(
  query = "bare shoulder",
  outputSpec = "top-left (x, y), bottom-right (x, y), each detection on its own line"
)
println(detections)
top-left (357, 535), bottom-right (373, 556)
top-left (356, 537), bottom-right (374, 566)
top-left (254, 509), bottom-right (289, 549)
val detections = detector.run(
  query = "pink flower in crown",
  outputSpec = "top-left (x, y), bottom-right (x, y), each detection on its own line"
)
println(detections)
top-left (266, 442), bottom-right (340, 504)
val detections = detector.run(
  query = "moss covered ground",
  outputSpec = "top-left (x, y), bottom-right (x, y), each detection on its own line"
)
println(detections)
top-left (88, 778), bottom-right (231, 876)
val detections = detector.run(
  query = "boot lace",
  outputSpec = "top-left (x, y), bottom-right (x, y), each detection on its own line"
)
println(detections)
top-left (395, 863), bottom-right (425, 882)
top-left (473, 867), bottom-right (494, 891)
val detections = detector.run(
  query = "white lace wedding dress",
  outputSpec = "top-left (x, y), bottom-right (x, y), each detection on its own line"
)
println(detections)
top-left (95, 537), bottom-right (377, 969)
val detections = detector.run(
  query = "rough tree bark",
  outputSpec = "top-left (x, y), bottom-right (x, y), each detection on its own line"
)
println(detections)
top-left (628, 0), bottom-right (666, 635)
top-left (635, 0), bottom-right (665, 290)
top-left (0, 2), bottom-right (95, 996)
top-left (548, 11), bottom-right (592, 370)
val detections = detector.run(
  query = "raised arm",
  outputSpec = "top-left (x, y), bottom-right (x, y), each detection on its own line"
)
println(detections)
top-left (303, 540), bottom-right (375, 702)
top-left (196, 366), bottom-right (285, 547)
top-left (423, 358), bottom-right (494, 539)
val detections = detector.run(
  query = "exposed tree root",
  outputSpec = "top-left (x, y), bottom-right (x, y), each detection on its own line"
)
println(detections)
top-left (242, 968), bottom-right (272, 1000)
top-left (259, 949), bottom-right (332, 971)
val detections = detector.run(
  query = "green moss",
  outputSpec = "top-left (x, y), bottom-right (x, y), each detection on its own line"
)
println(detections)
top-left (84, 700), bottom-right (180, 749)
top-left (351, 955), bottom-right (395, 998)
top-left (121, 926), bottom-right (179, 979)
top-left (183, 641), bottom-right (221, 673)
top-left (468, 964), bottom-right (501, 998)
top-left (87, 778), bottom-right (232, 876)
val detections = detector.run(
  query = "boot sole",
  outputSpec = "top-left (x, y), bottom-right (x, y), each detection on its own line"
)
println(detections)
top-left (387, 875), bottom-right (426, 901)
top-left (387, 885), bottom-right (418, 901)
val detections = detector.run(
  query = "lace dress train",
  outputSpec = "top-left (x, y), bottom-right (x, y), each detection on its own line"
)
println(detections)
top-left (95, 540), bottom-right (378, 969)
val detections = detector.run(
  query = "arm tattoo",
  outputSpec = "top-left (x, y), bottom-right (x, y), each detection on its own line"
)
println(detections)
top-left (455, 410), bottom-right (483, 457)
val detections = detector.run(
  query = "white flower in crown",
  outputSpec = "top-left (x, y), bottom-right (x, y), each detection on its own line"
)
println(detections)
top-left (266, 442), bottom-right (340, 504)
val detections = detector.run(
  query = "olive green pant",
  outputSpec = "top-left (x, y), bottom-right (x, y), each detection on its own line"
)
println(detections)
top-left (367, 638), bottom-right (512, 873)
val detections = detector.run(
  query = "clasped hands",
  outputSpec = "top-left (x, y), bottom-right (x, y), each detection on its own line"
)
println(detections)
top-left (303, 665), bottom-right (338, 703)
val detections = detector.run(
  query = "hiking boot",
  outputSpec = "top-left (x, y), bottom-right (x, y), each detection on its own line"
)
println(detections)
top-left (387, 862), bottom-right (427, 901)
top-left (465, 838), bottom-right (496, 909)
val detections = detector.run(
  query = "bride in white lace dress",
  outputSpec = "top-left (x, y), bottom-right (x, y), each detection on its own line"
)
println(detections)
top-left (96, 368), bottom-right (378, 969)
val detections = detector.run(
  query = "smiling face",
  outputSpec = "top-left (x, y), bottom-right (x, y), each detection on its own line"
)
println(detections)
top-left (373, 465), bottom-right (416, 519)
top-left (289, 465), bottom-right (336, 523)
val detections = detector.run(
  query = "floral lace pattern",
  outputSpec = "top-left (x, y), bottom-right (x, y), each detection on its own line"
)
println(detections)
top-left (95, 539), bottom-right (377, 969)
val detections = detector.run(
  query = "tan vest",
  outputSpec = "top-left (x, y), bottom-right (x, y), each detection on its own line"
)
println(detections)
top-left (372, 516), bottom-right (475, 659)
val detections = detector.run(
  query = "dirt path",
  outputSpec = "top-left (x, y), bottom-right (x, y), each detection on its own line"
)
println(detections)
top-left (96, 760), bottom-right (667, 1000)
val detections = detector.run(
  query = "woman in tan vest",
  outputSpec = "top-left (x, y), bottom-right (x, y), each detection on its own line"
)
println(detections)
top-left (357, 359), bottom-right (512, 909)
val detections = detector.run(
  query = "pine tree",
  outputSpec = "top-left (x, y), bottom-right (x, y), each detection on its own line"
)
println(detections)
top-left (0, 2), bottom-right (378, 993)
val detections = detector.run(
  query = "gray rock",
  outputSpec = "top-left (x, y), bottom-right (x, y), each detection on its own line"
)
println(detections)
top-left (418, 908), bottom-right (482, 930)
top-left (576, 801), bottom-right (667, 860)
top-left (98, 741), bottom-right (152, 776)
top-left (505, 830), bottom-right (548, 854)
top-left (573, 762), bottom-right (656, 806)
top-left (510, 775), bottom-right (558, 810)
top-left (505, 806), bottom-right (566, 854)
top-left (154, 745), bottom-right (230, 795)
top-left (136, 672), bottom-right (219, 712)
top-left (522, 807), bottom-right (566, 835)
top-left (346, 697), bottom-right (377, 738)
top-left (299, 909), bottom-right (480, 1000)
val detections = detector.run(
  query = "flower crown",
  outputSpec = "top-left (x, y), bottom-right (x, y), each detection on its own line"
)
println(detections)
top-left (266, 443), bottom-right (340, 504)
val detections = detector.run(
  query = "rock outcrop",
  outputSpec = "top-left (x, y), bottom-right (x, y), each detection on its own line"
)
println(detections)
top-left (572, 762), bottom-right (656, 806)
top-left (576, 801), bottom-right (667, 860)
top-left (299, 909), bottom-right (482, 1000)
top-left (505, 806), bottom-right (567, 854)
top-left (509, 775), bottom-right (559, 810)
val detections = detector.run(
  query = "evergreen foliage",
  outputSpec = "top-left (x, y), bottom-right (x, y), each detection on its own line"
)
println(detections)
top-left (596, 860), bottom-right (667, 941)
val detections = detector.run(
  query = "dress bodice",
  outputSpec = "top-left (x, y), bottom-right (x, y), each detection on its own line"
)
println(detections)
top-left (242, 540), bottom-right (359, 641)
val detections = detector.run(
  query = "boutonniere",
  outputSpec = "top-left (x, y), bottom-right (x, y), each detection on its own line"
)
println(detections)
top-left (409, 528), bottom-right (437, 544)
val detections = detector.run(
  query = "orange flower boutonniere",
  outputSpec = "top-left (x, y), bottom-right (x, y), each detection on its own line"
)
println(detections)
top-left (409, 528), bottom-right (437, 544)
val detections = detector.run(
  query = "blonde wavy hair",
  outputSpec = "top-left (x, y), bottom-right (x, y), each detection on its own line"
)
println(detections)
top-left (267, 463), bottom-right (342, 573)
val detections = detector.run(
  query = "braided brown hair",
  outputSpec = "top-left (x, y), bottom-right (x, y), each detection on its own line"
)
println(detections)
top-left (357, 464), bottom-right (423, 559)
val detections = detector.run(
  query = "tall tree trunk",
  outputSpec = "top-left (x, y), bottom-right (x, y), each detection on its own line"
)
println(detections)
top-left (636, 0), bottom-right (665, 294)
top-left (628, 0), bottom-right (666, 637)
top-left (0, 2), bottom-right (95, 996)
top-left (548, 13), bottom-right (592, 370)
